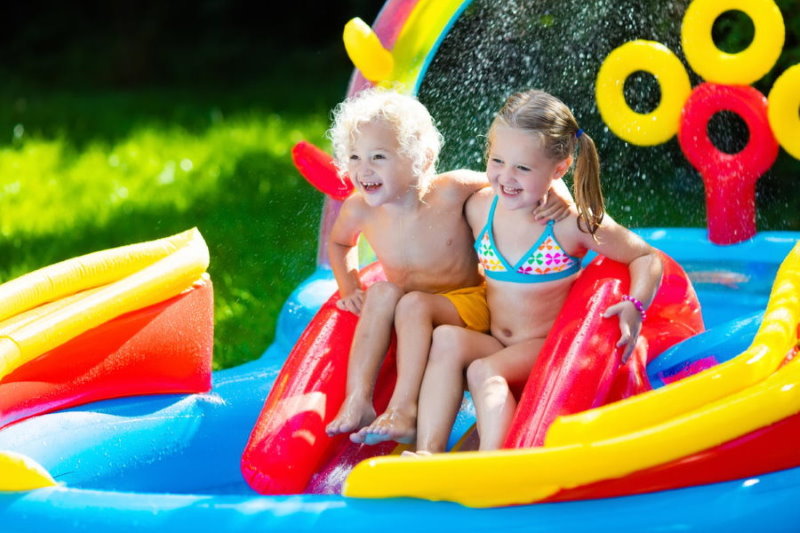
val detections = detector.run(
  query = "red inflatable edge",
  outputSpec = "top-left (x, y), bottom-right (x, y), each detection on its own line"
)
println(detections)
top-left (0, 280), bottom-right (214, 430)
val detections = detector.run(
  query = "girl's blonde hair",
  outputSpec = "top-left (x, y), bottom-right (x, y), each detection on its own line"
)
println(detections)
top-left (490, 90), bottom-right (604, 236)
top-left (328, 88), bottom-right (443, 181)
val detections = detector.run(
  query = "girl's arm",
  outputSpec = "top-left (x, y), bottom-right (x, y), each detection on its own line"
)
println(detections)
top-left (576, 215), bottom-right (663, 362)
top-left (328, 198), bottom-right (367, 314)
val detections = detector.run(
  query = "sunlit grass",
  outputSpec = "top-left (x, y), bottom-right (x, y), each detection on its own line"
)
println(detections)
top-left (0, 90), bottom-right (333, 369)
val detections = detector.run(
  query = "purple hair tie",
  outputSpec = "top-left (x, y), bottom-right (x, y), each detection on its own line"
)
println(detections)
top-left (575, 128), bottom-right (584, 139)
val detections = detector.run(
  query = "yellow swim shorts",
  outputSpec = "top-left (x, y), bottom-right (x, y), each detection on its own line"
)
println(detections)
top-left (439, 284), bottom-right (490, 333)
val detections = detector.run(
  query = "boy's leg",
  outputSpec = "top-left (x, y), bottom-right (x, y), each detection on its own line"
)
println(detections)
top-left (466, 337), bottom-right (545, 451)
top-left (325, 281), bottom-right (404, 437)
top-left (351, 292), bottom-right (463, 445)
top-left (414, 325), bottom-right (503, 453)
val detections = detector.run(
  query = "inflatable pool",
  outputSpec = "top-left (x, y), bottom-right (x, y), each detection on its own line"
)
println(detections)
top-left (2, 0), bottom-right (799, 530)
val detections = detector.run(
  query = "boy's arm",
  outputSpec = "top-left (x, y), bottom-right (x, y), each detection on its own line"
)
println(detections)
top-left (328, 199), bottom-right (366, 314)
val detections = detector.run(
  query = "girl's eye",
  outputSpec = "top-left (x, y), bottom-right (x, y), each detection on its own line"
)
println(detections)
top-left (490, 158), bottom-right (503, 165)
top-left (516, 165), bottom-right (531, 172)
top-left (373, 154), bottom-right (386, 160)
top-left (349, 154), bottom-right (360, 161)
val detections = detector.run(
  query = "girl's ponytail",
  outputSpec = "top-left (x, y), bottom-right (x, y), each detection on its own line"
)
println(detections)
top-left (573, 132), bottom-right (604, 237)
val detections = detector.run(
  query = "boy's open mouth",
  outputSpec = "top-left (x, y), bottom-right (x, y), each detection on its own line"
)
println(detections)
top-left (501, 184), bottom-right (522, 196)
top-left (360, 181), bottom-right (383, 192)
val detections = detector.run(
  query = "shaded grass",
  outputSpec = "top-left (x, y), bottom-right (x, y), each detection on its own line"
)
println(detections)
top-left (0, 79), bottom-right (334, 370)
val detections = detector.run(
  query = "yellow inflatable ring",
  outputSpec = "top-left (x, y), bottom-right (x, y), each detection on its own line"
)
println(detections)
top-left (682, 0), bottom-right (784, 85)
top-left (768, 64), bottom-right (800, 160)
top-left (596, 40), bottom-right (691, 146)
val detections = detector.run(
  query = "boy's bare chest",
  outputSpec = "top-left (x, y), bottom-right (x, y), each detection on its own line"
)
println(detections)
top-left (363, 205), bottom-right (472, 270)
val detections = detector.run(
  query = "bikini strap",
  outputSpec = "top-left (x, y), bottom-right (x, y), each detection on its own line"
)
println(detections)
top-left (487, 195), bottom-right (500, 220)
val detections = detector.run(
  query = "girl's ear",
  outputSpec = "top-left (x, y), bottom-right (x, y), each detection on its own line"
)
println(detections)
top-left (553, 156), bottom-right (573, 180)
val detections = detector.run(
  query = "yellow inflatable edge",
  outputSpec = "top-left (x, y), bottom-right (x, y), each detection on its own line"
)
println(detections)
top-left (545, 241), bottom-right (800, 446)
top-left (0, 450), bottom-right (57, 491)
top-left (0, 228), bottom-right (201, 324)
top-left (0, 228), bottom-right (210, 380)
top-left (343, 353), bottom-right (800, 508)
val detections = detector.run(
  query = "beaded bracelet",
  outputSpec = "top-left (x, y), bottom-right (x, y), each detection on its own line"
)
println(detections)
top-left (621, 295), bottom-right (647, 321)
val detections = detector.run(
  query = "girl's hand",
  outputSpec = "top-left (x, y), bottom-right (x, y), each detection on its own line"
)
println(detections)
top-left (336, 289), bottom-right (366, 315)
top-left (602, 300), bottom-right (643, 363)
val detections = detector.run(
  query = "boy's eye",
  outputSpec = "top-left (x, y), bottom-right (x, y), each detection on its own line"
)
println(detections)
top-left (516, 165), bottom-right (531, 172)
top-left (372, 154), bottom-right (386, 160)
top-left (490, 158), bottom-right (503, 165)
top-left (349, 154), bottom-right (359, 161)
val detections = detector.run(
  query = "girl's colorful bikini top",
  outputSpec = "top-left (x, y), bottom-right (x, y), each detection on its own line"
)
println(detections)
top-left (474, 196), bottom-right (581, 283)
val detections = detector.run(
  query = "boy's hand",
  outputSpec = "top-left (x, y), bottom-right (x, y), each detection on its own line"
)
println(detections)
top-left (534, 181), bottom-right (573, 223)
top-left (602, 300), bottom-right (642, 363)
top-left (336, 289), bottom-right (366, 315)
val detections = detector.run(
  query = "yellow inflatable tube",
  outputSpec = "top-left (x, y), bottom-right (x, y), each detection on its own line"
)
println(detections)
top-left (343, 17), bottom-right (394, 83)
top-left (0, 228), bottom-right (209, 380)
top-left (0, 451), bottom-right (57, 491)
top-left (545, 241), bottom-right (800, 446)
top-left (344, 354), bottom-right (800, 508)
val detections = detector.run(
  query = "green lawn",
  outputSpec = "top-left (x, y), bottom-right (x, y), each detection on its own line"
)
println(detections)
top-left (0, 56), bottom-right (348, 369)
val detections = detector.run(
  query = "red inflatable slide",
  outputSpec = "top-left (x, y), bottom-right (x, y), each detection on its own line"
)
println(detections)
top-left (242, 252), bottom-right (703, 495)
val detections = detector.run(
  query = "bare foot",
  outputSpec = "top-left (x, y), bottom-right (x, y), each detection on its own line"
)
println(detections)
top-left (350, 407), bottom-right (416, 445)
top-left (325, 395), bottom-right (376, 436)
top-left (400, 450), bottom-right (433, 458)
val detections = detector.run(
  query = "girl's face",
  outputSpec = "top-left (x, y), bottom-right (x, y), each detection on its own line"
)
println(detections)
top-left (486, 125), bottom-right (571, 212)
top-left (346, 119), bottom-right (418, 207)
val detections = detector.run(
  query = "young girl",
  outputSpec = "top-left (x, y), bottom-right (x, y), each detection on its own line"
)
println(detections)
top-left (322, 89), bottom-right (571, 446)
top-left (409, 89), bottom-right (663, 454)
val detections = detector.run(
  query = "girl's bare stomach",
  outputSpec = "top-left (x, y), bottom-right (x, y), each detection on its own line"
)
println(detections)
top-left (487, 274), bottom-right (577, 346)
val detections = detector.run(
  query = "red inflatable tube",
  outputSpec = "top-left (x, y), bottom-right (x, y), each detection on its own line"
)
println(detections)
top-left (241, 264), bottom-right (398, 495)
top-left (678, 83), bottom-right (779, 245)
top-left (292, 141), bottom-right (354, 200)
top-left (0, 280), bottom-right (214, 430)
top-left (504, 252), bottom-right (703, 448)
top-left (542, 409), bottom-right (800, 502)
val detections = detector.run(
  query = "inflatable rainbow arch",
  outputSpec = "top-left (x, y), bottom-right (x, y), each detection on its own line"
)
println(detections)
top-left (2, 0), bottom-right (799, 531)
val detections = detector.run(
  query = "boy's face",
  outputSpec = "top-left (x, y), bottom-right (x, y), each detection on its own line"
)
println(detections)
top-left (486, 125), bottom-right (571, 212)
top-left (346, 119), bottom-right (418, 207)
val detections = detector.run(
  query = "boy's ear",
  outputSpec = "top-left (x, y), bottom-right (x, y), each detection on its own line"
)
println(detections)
top-left (423, 148), bottom-right (435, 171)
top-left (553, 156), bottom-right (573, 180)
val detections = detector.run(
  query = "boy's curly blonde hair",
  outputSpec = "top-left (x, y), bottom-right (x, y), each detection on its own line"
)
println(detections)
top-left (328, 89), bottom-right (443, 181)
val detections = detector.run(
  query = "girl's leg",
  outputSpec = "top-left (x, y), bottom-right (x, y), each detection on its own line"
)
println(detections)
top-left (326, 281), bottom-right (404, 436)
top-left (466, 337), bottom-right (545, 451)
top-left (414, 326), bottom-right (504, 453)
top-left (352, 292), bottom-right (464, 445)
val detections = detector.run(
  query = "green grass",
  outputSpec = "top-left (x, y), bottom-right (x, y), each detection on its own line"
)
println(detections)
top-left (0, 68), bottom-right (345, 369)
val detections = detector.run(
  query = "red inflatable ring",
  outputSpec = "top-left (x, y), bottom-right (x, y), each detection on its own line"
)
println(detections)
top-left (678, 82), bottom-right (779, 245)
